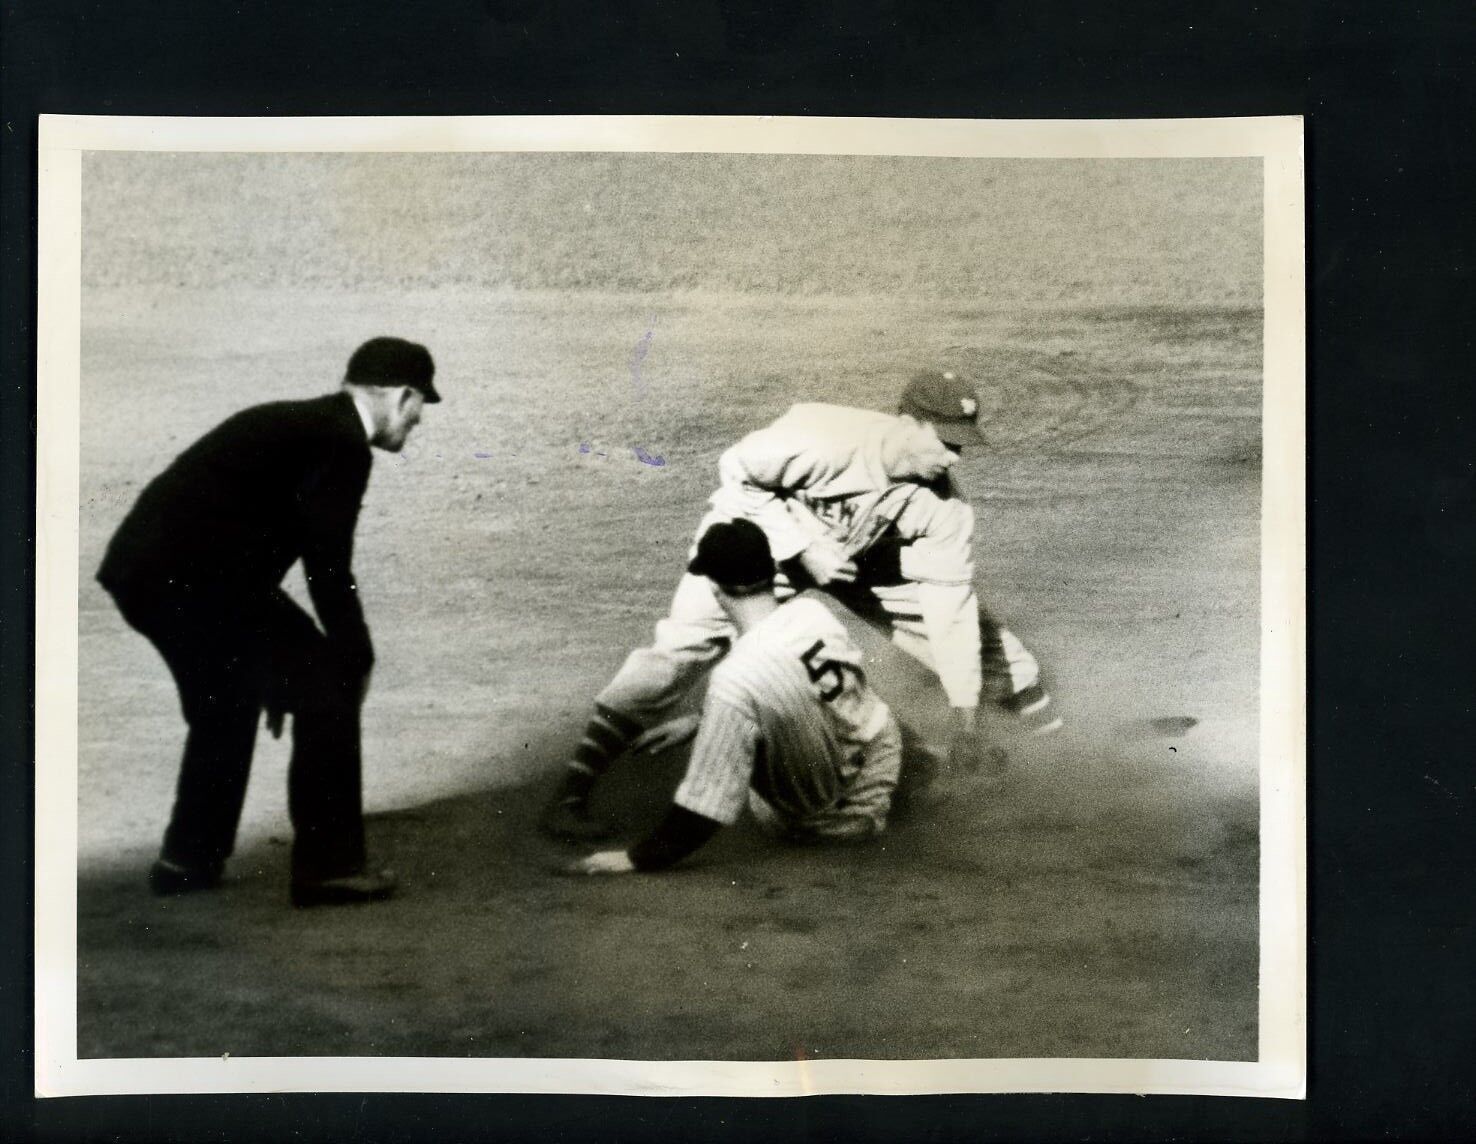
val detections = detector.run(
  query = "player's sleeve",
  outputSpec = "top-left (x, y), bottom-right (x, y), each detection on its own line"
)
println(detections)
top-left (896, 493), bottom-right (982, 708)
top-left (298, 444), bottom-right (374, 677)
top-left (672, 695), bottom-right (761, 825)
top-left (627, 805), bottom-right (724, 872)
top-left (709, 422), bottom-right (831, 561)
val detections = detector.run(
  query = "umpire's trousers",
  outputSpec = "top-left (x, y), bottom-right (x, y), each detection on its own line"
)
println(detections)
top-left (105, 580), bottom-right (367, 881)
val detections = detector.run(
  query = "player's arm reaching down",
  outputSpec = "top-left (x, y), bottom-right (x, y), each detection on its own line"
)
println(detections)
top-left (565, 702), bottom-right (756, 875)
top-left (566, 806), bottom-right (722, 875)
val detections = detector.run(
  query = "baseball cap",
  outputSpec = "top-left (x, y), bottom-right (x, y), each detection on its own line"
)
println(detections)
top-left (899, 369), bottom-right (984, 446)
top-left (687, 519), bottom-right (776, 593)
top-left (346, 337), bottom-right (441, 403)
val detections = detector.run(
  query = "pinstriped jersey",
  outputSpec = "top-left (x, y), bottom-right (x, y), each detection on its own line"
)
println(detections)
top-left (674, 596), bottom-right (892, 825)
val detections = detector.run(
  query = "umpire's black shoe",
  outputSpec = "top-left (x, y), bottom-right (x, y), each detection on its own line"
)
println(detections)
top-left (149, 857), bottom-right (223, 896)
top-left (290, 869), bottom-right (397, 909)
top-left (539, 797), bottom-right (616, 842)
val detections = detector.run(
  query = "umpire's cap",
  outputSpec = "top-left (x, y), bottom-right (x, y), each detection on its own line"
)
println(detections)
top-left (688, 519), bottom-right (775, 594)
top-left (899, 369), bottom-right (983, 446)
top-left (346, 337), bottom-right (440, 403)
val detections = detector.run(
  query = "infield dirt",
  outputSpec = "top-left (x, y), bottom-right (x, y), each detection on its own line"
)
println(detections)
top-left (75, 153), bottom-right (1263, 1062)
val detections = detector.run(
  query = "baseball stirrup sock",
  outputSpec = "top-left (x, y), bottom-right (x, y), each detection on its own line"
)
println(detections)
top-left (570, 706), bottom-right (644, 778)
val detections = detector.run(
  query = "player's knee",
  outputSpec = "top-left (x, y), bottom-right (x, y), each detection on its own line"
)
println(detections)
top-left (602, 648), bottom-right (707, 715)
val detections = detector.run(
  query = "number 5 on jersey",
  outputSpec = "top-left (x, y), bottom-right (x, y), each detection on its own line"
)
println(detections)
top-left (800, 639), bottom-right (844, 702)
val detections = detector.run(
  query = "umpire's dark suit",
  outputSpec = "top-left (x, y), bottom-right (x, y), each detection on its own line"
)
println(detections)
top-left (99, 390), bottom-right (381, 883)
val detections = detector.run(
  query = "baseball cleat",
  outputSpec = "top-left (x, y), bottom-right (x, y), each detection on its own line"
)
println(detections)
top-left (148, 857), bottom-right (223, 896)
top-left (1000, 684), bottom-right (1064, 735)
top-left (290, 868), bottom-right (397, 908)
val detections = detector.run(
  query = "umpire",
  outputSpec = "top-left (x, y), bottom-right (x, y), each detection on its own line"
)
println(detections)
top-left (97, 336), bottom-right (439, 907)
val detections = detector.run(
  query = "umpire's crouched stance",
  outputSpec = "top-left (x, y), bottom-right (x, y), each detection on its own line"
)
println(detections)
top-left (97, 337), bottom-right (439, 907)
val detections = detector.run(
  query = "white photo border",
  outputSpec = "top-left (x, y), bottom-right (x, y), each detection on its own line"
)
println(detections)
top-left (35, 113), bottom-right (1305, 1099)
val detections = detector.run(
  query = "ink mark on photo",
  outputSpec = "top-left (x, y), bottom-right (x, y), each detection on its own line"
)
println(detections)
top-left (631, 315), bottom-right (657, 401)
top-left (579, 442), bottom-right (663, 466)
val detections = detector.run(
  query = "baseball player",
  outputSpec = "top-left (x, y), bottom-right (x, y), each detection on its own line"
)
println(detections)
top-left (544, 369), bottom-right (1054, 841)
top-left (566, 519), bottom-right (904, 875)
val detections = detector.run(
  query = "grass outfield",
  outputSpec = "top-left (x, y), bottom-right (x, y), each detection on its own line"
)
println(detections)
top-left (77, 285), bottom-right (1260, 1060)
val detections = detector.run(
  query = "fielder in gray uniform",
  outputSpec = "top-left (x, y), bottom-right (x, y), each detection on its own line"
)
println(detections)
top-left (546, 369), bottom-right (1055, 841)
top-left (565, 519), bottom-right (904, 875)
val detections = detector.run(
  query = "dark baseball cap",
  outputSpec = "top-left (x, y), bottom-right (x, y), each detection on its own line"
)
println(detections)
top-left (899, 369), bottom-right (983, 446)
top-left (688, 519), bottom-right (776, 593)
top-left (346, 337), bottom-right (440, 403)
